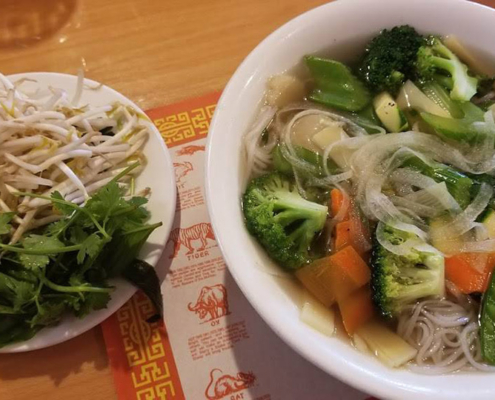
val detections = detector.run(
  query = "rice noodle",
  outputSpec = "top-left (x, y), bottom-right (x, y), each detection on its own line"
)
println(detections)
top-left (397, 295), bottom-right (495, 374)
top-left (243, 106), bottom-right (277, 178)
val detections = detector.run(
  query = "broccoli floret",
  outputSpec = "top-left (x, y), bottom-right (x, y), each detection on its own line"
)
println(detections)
top-left (371, 225), bottom-right (445, 318)
top-left (359, 25), bottom-right (425, 94)
top-left (416, 37), bottom-right (478, 101)
top-left (242, 172), bottom-right (328, 270)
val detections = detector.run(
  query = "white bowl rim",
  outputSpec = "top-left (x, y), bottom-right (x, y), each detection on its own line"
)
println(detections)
top-left (205, 0), bottom-right (495, 399)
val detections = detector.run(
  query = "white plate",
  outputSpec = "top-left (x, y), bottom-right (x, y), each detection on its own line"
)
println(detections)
top-left (0, 72), bottom-right (176, 353)
top-left (205, 0), bottom-right (495, 399)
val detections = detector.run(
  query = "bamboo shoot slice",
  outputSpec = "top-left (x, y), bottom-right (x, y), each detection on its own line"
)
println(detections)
top-left (300, 290), bottom-right (335, 337)
top-left (356, 320), bottom-right (417, 368)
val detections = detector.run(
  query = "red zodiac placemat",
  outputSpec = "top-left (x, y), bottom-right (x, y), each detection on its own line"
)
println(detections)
top-left (101, 92), bottom-right (372, 400)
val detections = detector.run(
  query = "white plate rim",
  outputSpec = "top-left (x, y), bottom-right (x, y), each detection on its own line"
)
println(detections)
top-left (0, 72), bottom-right (176, 353)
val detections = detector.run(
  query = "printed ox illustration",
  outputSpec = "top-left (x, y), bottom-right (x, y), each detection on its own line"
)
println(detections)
top-left (188, 284), bottom-right (229, 321)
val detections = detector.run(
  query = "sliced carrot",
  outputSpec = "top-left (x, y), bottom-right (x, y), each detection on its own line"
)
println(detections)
top-left (295, 257), bottom-right (336, 307)
top-left (329, 245), bottom-right (370, 300)
top-left (445, 253), bottom-right (495, 293)
top-left (334, 221), bottom-right (351, 250)
top-left (339, 286), bottom-right (374, 335)
top-left (330, 188), bottom-right (349, 220)
top-left (296, 246), bottom-right (371, 307)
top-left (330, 189), bottom-right (370, 257)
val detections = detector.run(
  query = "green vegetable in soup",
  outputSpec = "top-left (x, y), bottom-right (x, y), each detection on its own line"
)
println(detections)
top-left (336, 104), bottom-right (385, 134)
top-left (416, 80), bottom-right (463, 118)
top-left (420, 101), bottom-right (491, 144)
top-left (305, 56), bottom-right (371, 112)
top-left (481, 269), bottom-right (495, 364)
top-left (402, 157), bottom-right (474, 209)
top-left (359, 25), bottom-right (425, 94)
top-left (242, 172), bottom-right (328, 270)
top-left (373, 92), bottom-right (409, 132)
top-left (351, 104), bottom-right (384, 134)
top-left (371, 224), bottom-right (445, 318)
top-left (416, 36), bottom-right (479, 101)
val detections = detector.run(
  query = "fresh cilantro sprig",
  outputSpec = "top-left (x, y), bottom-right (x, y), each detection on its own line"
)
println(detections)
top-left (0, 162), bottom-right (163, 347)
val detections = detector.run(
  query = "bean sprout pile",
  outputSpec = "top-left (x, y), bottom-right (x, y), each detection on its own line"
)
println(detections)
top-left (0, 72), bottom-right (150, 244)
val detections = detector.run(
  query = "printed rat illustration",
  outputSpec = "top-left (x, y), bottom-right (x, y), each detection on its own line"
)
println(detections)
top-left (205, 369), bottom-right (256, 400)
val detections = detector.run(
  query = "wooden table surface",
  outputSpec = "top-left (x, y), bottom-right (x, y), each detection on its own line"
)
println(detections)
top-left (1, 0), bottom-right (495, 399)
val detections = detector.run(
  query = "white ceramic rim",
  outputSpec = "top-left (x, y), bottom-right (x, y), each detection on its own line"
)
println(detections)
top-left (0, 72), bottom-right (176, 352)
top-left (205, 0), bottom-right (495, 399)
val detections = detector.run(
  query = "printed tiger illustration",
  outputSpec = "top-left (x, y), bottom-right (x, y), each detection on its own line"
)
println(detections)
top-left (167, 222), bottom-right (215, 258)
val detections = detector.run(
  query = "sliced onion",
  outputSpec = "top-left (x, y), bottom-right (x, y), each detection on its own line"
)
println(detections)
top-left (276, 104), bottom-right (369, 138)
top-left (331, 182), bottom-right (350, 223)
top-left (387, 219), bottom-right (428, 242)
top-left (322, 135), bottom-right (373, 174)
top-left (389, 168), bottom-right (437, 190)
top-left (307, 170), bottom-right (354, 187)
top-left (412, 242), bottom-right (443, 256)
top-left (392, 196), bottom-right (440, 218)
top-left (458, 110), bottom-right (495, 169)
top-left (436, 183), bottom-right (492, 238)
top-left (353, 131), bottom-right (495, 180)
top-left (393, 181), bottom-right (415, 197)
top-left (276, 109), bottom-right (356, 188)
top-left (376, 221), bottom-right (423, 256)
top-left (473, 222), bottom-right (489, 241)
top-left (457, 239), bottom-right (495, 253)
top-left (404, 182), bottom-right (461, 213)
top-left (362, 147), bottom-right (429, 225)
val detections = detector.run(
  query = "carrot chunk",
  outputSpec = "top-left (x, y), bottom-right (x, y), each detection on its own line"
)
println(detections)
top-left (296, 246), bottom-right (371, 309)
top-left (295, 257), bottom-right (336, 307)
top-left (445, 253), bottom-right (495, 293)
top-left (339, 286), bottom-right (374, 335)
top-left (334, 221), bottom-right (351, 250)
top-left (328, 245), bottom-right (370, 300)
top-left (330, 188), bottom-right (349, 220)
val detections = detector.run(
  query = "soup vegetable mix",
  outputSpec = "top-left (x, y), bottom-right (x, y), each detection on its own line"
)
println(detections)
top-left (242, 26), bottom-right (495, 373)
top-left (0, 74), bottom-right (163, 347)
